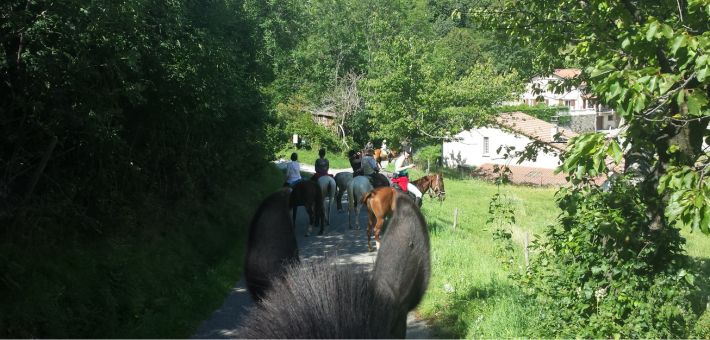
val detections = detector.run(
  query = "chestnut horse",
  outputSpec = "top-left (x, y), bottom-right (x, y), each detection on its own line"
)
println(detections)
top-left (361, 173), bottom-right (446, 252)
top-left (410, 173), bottom-right (446, 201)
top-left (373, 149), bottom-right (397, 167)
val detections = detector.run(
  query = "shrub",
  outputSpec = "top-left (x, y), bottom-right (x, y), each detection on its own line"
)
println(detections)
top-left (521, 177), bottom-right (698, 338)
top-left (414, 145), bottom-right (442, 167)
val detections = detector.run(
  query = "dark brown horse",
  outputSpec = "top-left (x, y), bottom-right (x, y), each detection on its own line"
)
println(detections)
top-left (240, 191), bottom-right (430, 338)
top-left (362, 174), bottom-right (446, 252)
top-left (290, 180), bottom-right (324, 237)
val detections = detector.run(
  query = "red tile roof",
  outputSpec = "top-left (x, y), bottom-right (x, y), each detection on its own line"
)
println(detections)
top-left (471, 163), bottom-right (607, 187)
top-left (495, 112), bottom-right (578, 151)
top-left (554, 68), bottom-right (582, 79)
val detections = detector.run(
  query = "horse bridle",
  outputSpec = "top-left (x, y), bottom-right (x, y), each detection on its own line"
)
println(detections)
top-left (429, 174), bottom-right (445, 199)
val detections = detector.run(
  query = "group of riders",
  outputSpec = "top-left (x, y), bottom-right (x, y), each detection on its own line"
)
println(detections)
top-left (284, 139), bottom-right (423, 207)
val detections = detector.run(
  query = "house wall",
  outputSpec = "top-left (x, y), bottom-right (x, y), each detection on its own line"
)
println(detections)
top-left (520, 75), bottom-right (587, 110)
top-left (443, 127), bottom-right (562, 169)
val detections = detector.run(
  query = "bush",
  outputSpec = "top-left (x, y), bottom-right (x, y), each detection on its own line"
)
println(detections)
top-left (414, 145), bottom-right (442, 167)
top-left (275, 95), bottom-right (343, 152)
top-left (522, 177), bottom-right (699, 338)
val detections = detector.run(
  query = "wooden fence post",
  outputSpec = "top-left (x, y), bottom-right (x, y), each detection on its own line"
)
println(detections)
top-left (426, 159), bottom-right (430, 176)
top-left (524, 232), bottom-right (530, 269)
top-left (453, 207), bottom-right (458, 231)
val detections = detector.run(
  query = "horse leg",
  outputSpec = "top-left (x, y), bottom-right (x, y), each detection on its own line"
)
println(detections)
top-left (366, 200), bottom-right (376, 252)
top-left (291, 207), bottom-right (297, 229)
top-left (355, 201), bottom-right (362, 231)
top-left (304, 203), bottom-right (314, 237)
top-left (374, 216), bottom-right (385, 251)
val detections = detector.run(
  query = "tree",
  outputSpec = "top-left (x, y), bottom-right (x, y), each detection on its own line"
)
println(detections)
top-left (468, 1), bottom-right (710, 336)
top-left (470, 0), bottom-right (710, 234)
top-left (364, 33), bottom-right (523, 147)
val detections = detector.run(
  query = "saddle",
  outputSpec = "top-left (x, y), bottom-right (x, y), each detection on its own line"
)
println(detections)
top-left (392, 183), bottom-right (417, 201)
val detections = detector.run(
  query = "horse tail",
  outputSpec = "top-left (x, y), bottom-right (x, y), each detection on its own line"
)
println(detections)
top-left (315, 183), bottom-right (324, 217)
top-left (359, 190), bottom-right (374, 205)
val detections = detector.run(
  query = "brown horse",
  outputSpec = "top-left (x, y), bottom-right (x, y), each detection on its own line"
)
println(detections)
top-left (410, 173), bottom-right (446, 201)
top-left (373, 149), bottom-right (396, 167)
top-left (359, 187), bottom-right (399, 252)
top-left (361, 173), bottom-right (446, 252)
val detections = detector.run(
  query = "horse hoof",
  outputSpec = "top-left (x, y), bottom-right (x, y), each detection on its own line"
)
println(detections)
top-left (304, 233), bottom-right (310, 237)
top-left (318, 231), bottom-right (324, 235)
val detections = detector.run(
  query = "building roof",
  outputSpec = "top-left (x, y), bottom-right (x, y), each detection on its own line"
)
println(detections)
top-left (554, 68), bottom-right (582, 79)
top-left (470, 163), bottom-right (607, 186)
top-left (496, 112), bottom-right (578, 151)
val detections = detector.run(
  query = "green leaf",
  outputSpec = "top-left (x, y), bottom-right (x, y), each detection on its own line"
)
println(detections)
top-left (608, 140), bottom-right (623, 164)
top-left (685, 274), bottom-right (695, 285)
top-left (662, 25), bottom-right (674, 39)
top-left (646, 21), bottom-right (659, 41)
top-left (686, 91), bottom-right (708, 116)
top-left (671, 34), bottom-right (687, 54)
top-left (697, 66), bottom-right (709, 83)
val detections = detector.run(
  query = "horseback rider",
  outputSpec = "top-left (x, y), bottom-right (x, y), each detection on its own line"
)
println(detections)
top-left (365, 139), bottom-right (374, 150)
top-left (348, 150), bottom-right (363, 177)
top-left (362, 148), bottom-right (390, 188)
top-left (391, 146), bottom-right (422, 208)
top-left (381, 139), bottom-right (388, 155)
top-left (284, 152), bottom-right (304, 188)
top-left (310, 148), bottom-right (333, 181)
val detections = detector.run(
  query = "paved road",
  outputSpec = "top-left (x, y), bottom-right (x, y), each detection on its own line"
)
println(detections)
top-left (191, 160), bottom-right (433, 339)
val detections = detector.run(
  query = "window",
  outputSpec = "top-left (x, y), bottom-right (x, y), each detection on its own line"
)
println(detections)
top-left (608, 114), bottom-right (614, 121)
top-left (483, 137), bottom-right (489, 156)
top-left (564, 100), bottom-right (572, 107)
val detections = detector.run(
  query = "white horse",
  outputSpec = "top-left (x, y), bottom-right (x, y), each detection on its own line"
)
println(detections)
top-left (347, 176), bottom-right (373, 230)
top-left (334, 172), bottom-right (353, 212)
top-left (318, 176), bottom-right (336, 225)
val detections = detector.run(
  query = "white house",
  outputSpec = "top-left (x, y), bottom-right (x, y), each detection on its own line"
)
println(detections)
top-left (517, 69), bottom-right (622, 133)
top-left (443, 112), bottom-right (614, 186)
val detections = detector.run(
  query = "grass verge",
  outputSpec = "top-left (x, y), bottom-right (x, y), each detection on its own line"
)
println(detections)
top-left (416, 171), bottom-right (559, 338)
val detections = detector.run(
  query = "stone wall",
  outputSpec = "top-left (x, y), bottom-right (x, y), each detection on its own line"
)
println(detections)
top-left (562, 114), bottom-right (596, 134)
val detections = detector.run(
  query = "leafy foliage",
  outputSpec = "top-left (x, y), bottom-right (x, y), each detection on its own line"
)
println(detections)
top-left (365, 34), bottom-right (523, 147)
top-left (523, 178), bottom-right (698, 338)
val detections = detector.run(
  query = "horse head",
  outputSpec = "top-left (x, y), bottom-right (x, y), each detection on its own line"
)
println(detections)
top-left (239, 192), bottom-right (430, 338)
top-left (428, 173), bottom-right (446, 201)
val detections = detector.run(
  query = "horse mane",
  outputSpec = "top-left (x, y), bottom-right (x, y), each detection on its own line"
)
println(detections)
top-left (238, 261), bottom-right (405, 339)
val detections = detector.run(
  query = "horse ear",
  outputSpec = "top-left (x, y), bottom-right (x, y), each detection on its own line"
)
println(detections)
top-left (439, 172), bottom-right (444, 177)
top-left (244, 188), bottom-right (300, 301)
top-left (372, 195), bottom-right (430, 312)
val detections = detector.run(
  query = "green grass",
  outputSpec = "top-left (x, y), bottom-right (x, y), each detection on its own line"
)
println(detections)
top-left (408, 165), bottom-right (710, 338)
top-left (414, 168), bottom-right (559, 338)
top-left (278, 147), bottom-right (352, 169)
top-left (0, 165), bottom-right (286, 338)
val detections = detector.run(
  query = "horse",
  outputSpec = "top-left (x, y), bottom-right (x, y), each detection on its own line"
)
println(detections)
top-left (373, 148), bottom-right (397, 167)
top-left (239, 189), bottom-right (430, 338)
top-left (361, 174), bottom-right (446, 252)
top-left (410, 173), bottom-right (447, 201)
top-left (334, 172), bottom-right (353, 212)
top-left (290, 180), bottom-right (324, 237)
top-left (359, 186), bottom-right (400, 252)
top-left (346, 175), bottom-right (373, 230)
top-left (317, 176), bottom-right (336, 224)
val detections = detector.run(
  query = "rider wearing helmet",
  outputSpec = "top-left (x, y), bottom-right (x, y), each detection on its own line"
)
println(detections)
top-left (392, 145), bottom-right (422, 208)
top-left (365, 139), bottom-right (374, 150)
